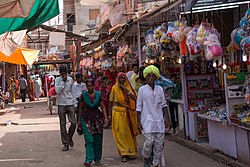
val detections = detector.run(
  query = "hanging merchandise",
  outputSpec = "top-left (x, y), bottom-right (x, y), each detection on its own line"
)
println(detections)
top-left (228, 8), bottom-right (250, 66)
top-left (186, 25), bottom-right (202, 60)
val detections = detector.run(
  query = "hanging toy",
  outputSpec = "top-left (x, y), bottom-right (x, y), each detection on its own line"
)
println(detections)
top-left (166, 21), bottom-right (179, 37)
top-left (145, 30), bottom-right (156, 46)
top-left (240, 36), bottom-right (250, 55)
top-left (178, 21), bottom-right (189, 56)
top-left (172, 30), bottom-right (180, 43)
top-left (154, 26), bottom-right (163, 39)
top-left (231, 28), bottom-right (246, 45)
top-left (186, 26), bottom-right (202, 57)
top-left (196, 22), bottom-right (206, 43)
top-left (203, 33), bottom-right (223, 60)
top-left (160, 33), bottom-right (174, 51)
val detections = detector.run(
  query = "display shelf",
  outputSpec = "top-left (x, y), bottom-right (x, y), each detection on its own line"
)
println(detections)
top-left (231, 123), bottom-right (250, 131)
top-left (188, 88), bottom-right (212, 91)
top-left (188, 109), bottom-right (202, 112)
top-left (188, 98), bottom-right (205, 101)
top-left (186, 74), bottom-right (214, 77)
top-left (197, 113), bottom-right (223, 123)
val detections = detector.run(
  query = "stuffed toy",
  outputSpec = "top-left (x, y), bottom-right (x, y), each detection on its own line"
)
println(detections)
top-left (196, 22), bottom-right (206, 43)
top-left (186, 26), bottom-right (202, 57)
top-left (203, 33), bottom-right (223, 60)
top-left (178, 21), bottom-right (189, 56)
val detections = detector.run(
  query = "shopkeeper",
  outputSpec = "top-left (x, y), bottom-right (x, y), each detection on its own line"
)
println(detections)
top-left (168, 74), bottom-right (182, 134)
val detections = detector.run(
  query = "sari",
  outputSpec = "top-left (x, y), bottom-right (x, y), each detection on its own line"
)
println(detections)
top-left (81, 91), bottom-right (104, 163)
top-left (110, 72), bottom-right (139, 156)
top-left (27, 79), bottom-right (35, 101)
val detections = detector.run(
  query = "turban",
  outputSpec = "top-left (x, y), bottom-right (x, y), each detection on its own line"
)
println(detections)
top-left (143, 65), bottom-right (160, 79)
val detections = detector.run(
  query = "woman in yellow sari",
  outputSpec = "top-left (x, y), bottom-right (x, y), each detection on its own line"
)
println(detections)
top-left (109, 72), bottom-right (140, 162)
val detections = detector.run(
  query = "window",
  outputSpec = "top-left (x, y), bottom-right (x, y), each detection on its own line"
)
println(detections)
top-left (89, 9), bottom-right (99, 20)
top-left (67, 13), bottom-right (75, 24)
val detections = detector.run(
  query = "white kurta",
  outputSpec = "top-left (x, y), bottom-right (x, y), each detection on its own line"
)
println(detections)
top-left (136, 84), bottom-right (167, 134)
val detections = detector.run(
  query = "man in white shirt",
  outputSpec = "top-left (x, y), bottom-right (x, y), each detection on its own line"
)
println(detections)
top-left (72, 73), bottom-right (86, 135)
top-left (137, 65), bottom-right (170, 167)
top-left (55, 66), bottom-right (77, 151)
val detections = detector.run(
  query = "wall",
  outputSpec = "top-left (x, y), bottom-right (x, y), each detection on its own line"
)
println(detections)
top-left (74, 4), bottom-right (99, 40)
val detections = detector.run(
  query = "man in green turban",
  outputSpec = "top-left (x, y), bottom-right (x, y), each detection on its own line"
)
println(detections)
top-left (137, 65), bottom-right (170, 167)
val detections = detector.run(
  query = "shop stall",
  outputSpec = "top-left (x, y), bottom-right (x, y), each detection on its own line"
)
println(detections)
top-left (191, 7), bottom-right (250, 162)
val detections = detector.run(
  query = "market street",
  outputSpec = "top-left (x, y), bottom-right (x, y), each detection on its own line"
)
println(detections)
top-left (0, 101), bottom-right (229, 167)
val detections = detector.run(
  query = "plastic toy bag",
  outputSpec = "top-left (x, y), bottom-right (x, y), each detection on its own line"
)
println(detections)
top-left (186, 26), bottom-right (202, 56)
top-left (231, 28), bottom-right (246, 45)
top-left (145, 30), bottom-right (156, 46)
top-left (204, 34), bottom-right (223, 60)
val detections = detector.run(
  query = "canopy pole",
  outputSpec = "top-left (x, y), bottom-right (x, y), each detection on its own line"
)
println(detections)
top-left (2, 63), bottom-right (5, 92)
top-left (137, 21), bottom-right (142, 67)
top-left (77, 38), bottom-right (81, 73)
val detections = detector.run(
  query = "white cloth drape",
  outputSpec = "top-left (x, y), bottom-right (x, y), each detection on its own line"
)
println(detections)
top-left (0, 29), bottom-right (27, 56)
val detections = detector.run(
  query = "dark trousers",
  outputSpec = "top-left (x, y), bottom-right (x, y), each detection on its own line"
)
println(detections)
top-left (20, 89), bottom-right (26, 102)
top-left (75, 98), bottom-right (83, 134)
top-left (58, 105), bottom-right (77, 146)
top-left (169, 101), bottom-right (178, 129)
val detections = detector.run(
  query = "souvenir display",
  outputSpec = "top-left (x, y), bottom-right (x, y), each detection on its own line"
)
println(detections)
top-left (201, 106), bottom-right (227, 121)
top-left (230, 104), bottom-right (250, 127)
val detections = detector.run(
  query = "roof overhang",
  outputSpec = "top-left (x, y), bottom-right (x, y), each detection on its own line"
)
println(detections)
top-left (28, 24), bottom-right (88, 40)
top-left (134, 0), bottom-right (182, 22)
top-left (183, 0), bottom-right (249, 13)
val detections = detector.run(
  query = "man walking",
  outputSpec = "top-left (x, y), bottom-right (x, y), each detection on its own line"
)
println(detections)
top-left (136, 65), bottom-right (170, 167)
top-left (19, 74), bottom-right (27, 102)
top-left (55, 66), bottom-right (77, 151)
top-left (72, 73), bottom-right (86, 135)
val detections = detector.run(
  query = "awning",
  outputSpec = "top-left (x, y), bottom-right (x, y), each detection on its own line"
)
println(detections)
top-left (134, 0), bottom-right (182, 22)
top-left (109, 23), bottom-right (125, 34)
top-left (33, 59), bottom-right (73, 65)
top-left (0, 47), bottom-right (40, 65)
top-left (0, 0), bottom-right (35, 18)
top-left (184, 0), bottom-right (249, 13)
top-left (0, 0), bottom-right (59, 35)
top-left (82, 33), bottom-right (115, 52)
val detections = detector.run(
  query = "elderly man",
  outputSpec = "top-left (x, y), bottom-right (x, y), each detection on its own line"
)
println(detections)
top-left (136, 65), bottom-right (170, 167)
top-left (55, 66), bottom-right (77, 151)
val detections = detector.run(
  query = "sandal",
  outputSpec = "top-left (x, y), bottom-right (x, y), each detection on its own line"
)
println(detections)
top-left (84, 162), bottom-right (91, 167)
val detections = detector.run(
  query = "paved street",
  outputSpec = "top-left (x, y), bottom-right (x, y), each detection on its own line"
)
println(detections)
top-left (0, 102), bottom-right (228, 167)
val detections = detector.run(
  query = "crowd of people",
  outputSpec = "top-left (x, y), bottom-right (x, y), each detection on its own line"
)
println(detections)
top-left (54, 63), bottom-right (178, 167)
top-left (1, 73), bottom-right (43, 105)
top-left (0, 63), bottom-right (180, 167)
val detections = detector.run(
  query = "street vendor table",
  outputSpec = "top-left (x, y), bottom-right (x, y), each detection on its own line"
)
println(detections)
top-left (232, 123), bottom-right (250, 163)
top-left (198, 114), bottom-right (238, 159)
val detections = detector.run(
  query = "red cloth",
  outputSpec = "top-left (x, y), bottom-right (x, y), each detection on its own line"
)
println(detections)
top-left (48, 86), bottom-right (56, 97)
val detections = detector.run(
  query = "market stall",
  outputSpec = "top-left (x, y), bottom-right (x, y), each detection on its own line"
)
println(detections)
top-left (190, 7), bottom-right (250, 162)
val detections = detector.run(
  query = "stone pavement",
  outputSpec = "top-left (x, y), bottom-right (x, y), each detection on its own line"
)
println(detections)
top-left (0, 102), bottom-right (236, 167)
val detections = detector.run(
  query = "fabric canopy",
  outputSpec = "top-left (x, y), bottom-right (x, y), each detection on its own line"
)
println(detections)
top-left (0, 30), bottom-right (27, 56)
top-left (0, 0), bottom-right (35, 18)
top-left (0, 0), bottom-right (59, 35)
top-left (0, 47), bottom-right (40, 65)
